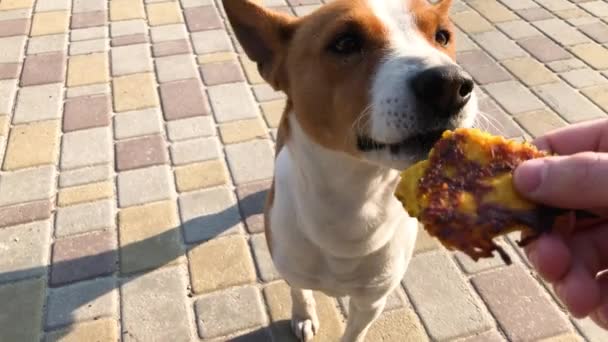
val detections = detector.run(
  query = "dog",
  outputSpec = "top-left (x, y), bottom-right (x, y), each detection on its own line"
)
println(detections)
top-left (223, 0), bottom-right (478, 340)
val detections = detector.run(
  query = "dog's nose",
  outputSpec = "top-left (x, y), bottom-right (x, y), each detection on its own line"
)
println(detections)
top-left (411, 65), bottom-right (474, 118)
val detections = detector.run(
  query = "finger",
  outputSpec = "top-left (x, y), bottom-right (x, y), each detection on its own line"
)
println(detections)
top-left (554, 260), bottom-right (601, 318)
top-left (589, 278), bottom-right (608, 329)
top-left (513, 152), bottom-right (608, 209)
top-left (533, 118), bottom-right (608, 154)
top-left (525, 234), bottom-right (571, 282)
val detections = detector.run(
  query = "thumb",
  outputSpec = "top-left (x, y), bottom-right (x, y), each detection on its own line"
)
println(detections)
top-left (513, 152), bottom-right (608, 209)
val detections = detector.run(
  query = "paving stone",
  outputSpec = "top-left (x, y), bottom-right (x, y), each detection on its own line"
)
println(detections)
top-left (514, 109), bottom-right (568, 137)
top-left (472, 266), bottom-right (570, 341)
top-left (68, 38), bottom-right (108, 55)
top-left (198, 51), bottom-right (238, 64)
top-left (117, 165), bottom-right (173, 207)
top-left (534, 81), bottom-right (605, 122)
top-left (515, 7), bottom-right (551, 20)
top-left (35, 0), bottom-right (69, 11)
top-left (45, 319), bottom-right (119, 342)
top-left (182, 0), bottom-right (214, 7)
top-left (179, 186), bottom-right (244, 242)
top-left (477, 92), bottom-right (525, 138)
top-left (502, 57), bottom-right (558, 86)
top-left (293, 5), bottom-right (321, 16)
top-left (250, 233), bottom-right (279, 282)
top-left (112, 73), bottom-right (159, 112)
top-left (51, 230), bottom-right (117, 286)
top-left (454, 27), bottom-right (477, 52)
top-left (116, 135), bottom-right (168, 171)
top-left (200, 60), bottom-right (245, 86)
top-left (574, 317), bottom-right (608, 342)
top-left (240, 55), bottom-right (265, 84)
top-left (253, 83), bottom-right (286, 102)
top-left (533, 19), bottom-right (590, 46)
top-left (192, 29), bottom-right (232, 54)
top-left (459, 329), bottom-right (506, 342)
top-left (63, 94), bottom-right (111, 132)
top-left (166, 116), bottom-right (215, 141)
top-left (185, 5), bottom-right (222, 32)
top-left (0, 166), bottom-right (56, 206)
top-left (3, 120), bottom-right (60, 170)
top-left (581, 85), bottom-right (608, 112)
top-left (114, 108), bottom-right (163, 139)
top-left (570, 43), bottom-right (608, 70)
top-left (236, 180), bottom-right (270, 234)
top-left (0, 18), bottom-right (29, 38)
top-left (71, 26), bottom-right (108, 41)
top-left (454, 238), bottom-right (515, 274)
top-left (225, 139), bottom-right (277, 185)
top-left (46, 277), bottom-right (118, 329)
top-left (219, 118), bottom-right (267, 144)
top-left (484, 81), bottom-right (545, 114)
top-left (537, 0), bottom-right (576, 11)
top-left (61, 127), bottom-right (112, 170)
top-left (339, 288), bottom-right (407, 317)
top-left (59, 164), bottom-right (112, 188)
top-left (111, 33), bottom-right (148, 47)
top-left (13, 83), bottom-right (62, 123)
top-left (451, 10), bottom-right (493, 33)
top-left (67, 53), bottom-right (109, 87)
top-left (66, 83), bottom-right (110, 98)
top-left (0, 115), bottom-right (7, 136)
top-left (194, 286), bottom-right (267, 339)
top-left (414, 227), bottom-right (441, 254)
top-left (73, 0), bottom-right (106, 13)
top-left (110, 0), bottom-right (145, 21)
top-left (518, 36), bottom-right (572, 62)
top-left (403, 251), bottom-right (491, 340)
top-left (121, 265), bottom-right (193, 341)
top-left (170, 136), bottom-right (220, 165)
top-left (152, 39), bottom-right (191, 57)
top-left (27, 33), bottom-right (67, 54)
top-left (111, 44), bottom-right (153, 76)
top-left (0, 278), bottom-right (45, 342)
top-left (0, 79), bottom-right (17, 116)
top-left (0, 200), bottom-right (52, 228)
top-left (261, 100), bottom-right (284, 128)
top-left (31, 11), bottom-right (69, 36)
top-left (150, 23), bottom-right (188, 42)
top-left (118, 200), bottom-right (184, 274)
top-left (110, 19), bottom-right (146, 37)
top-left (155, 54), bottom-right (198, 83)
top-left (580, 0), bottom-right (608, 17)
top-left (0, 35), bottom-right (26, 63)
top-left (71, 10), bottom-right (106, 29)
top-left (457, 50), bottom-right (512, 85)
top-left (471, 31), bottom-right (526, 60)
top-left (208, 83), bottom-right (259, 122)
top-left (0, 220), bottom-right (51, 283)
top-left (467, 0), bottom-right (517, 22)
top-left (264, 281), bottom-right (345, 341)
top-left (0, 0), bottom-right (34, 10)
top-left (55, 200), bottom-right (115, 237)
top-left (496, 20), bottom-right (540, 39)
top-left (57, 181), bottom-right (114, 207)
top-left (561, 68), bottom-right (607, 88)
top-left (365, 309), bottom-right (429, 341)
top-left (160, 78), bottom-right (210, 120)
top-left (175, 159), bottom-right (228, 192)
top-left (147, 2), bottom-right (183, 26)
top-left (579, 22), bottom-right (608, 44)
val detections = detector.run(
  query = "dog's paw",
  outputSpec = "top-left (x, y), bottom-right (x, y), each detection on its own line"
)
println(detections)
top-left (291, 316), bottom-right (319, 341)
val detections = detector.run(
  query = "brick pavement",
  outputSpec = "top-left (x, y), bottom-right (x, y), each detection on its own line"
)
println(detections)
top-left (0, 0), bottom-right (607, 341)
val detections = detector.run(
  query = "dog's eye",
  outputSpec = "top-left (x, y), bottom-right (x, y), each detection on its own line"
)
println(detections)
top-left (329, 33), bottom-right (362, 54)
top-left (435, 29), bottom-right (451, 46)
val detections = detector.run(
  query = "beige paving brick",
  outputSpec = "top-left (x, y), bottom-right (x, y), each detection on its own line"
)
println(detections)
top-left (581, 85), bottom-right (608, 112)
top-left (166, 116), bottom-right (215, 141)
top-left (0, 115), bottom-right (8, 136)
top-left (117, 165), bottom-right (173, 207)
top-left (534, 82), bottom-right (605, 122)
top-left (484, 81), bottom-right (545, 114)
top-left (459, 329), bottom-right (506, 342)
top-left (561, 68), bottom-right (607, 88)
top-left (114, 107), bottom-right (163, 139)
top-left (454, 238), bottom-right (517, 274)
top-left (0, 36), bottom-right (26, 63)
top-left (261, 100), bottom-right (285, 128)
top-left (55, 199), bottom-right (115, 237)
top-left (110, 19), bottom-right (146, 37)
top-left (170, 136), bottom-right (221, 165)
top-left (112, 73), bottom-right (159, 112)
top-left (253, 83), bottom-right (286, 102)
top-left (497, 20), bottom-right (540, 39)
top-left (219, 118), bottom-right (268, 144)
top-left (0, 80), bottom-right (17, 116)
top-left (119, 200), bottom-right (184, 274)
top-left (147, 2), bottom-right (183, 26)
top-left (451, 10), bottom-right (493, 33)
top-left (155, 54), bottom-right (198, 83)
top-left (264, 281), bottom-right (345, 341)
top-left (73, 0), bottom-right (106, 13)
top-left (503, 57), bottom-right (558, 86)
top-left (579, 0), bottom-right (608, 18)
top-left (192, 29), bottom-right (232, 55)
top-left (0, 201), bottom-right (51, 231)
top-left (111, 33), bottom-right (148, 47)
top-left (110, 0), bottom-right (145, 21)
top-left (457, 50), bottom-right (513, 85)
top-left (414, 227), bottom-right (442, 254)
top-left (68, 38), bottom-right (108, 55)
top-left (366, 309), bottom-right (429, 341)
top-left (197, 52), bottom-right (237, 64)
top-left (121, 266), bottom-right (193, 341)
top-left (13, 83), bottom-right (62, 123)
top-left (3, 120), bottom-right (60, 170)
top-left (514, 109), bottom-right (568, 137)
top-left (61, 127), bottom-right (112, 170)
top-left (150, 23), bottom-right (188, 42)
top-left (0, 166), bottom-right (56, 206)
top-left (468, 0), bottom-right (517, 22)
top-left (111, 43), bottom-right (153, 76)
top-left (0, 220), bottom-right (51, 283)
top-left (57, 181), bottom-right (114, 207)
top-left (570, 43), bottom-right (608, 70)
top-left (0, 0), bottom-right (34, 10)
top-left (403, 251), bottom-right (491, 340)
top-left (240, 55), bottom-right (265, 84)
top-left (66, 83), bottom-right (110, 98)
top-left (45, 319), bottom-right (118, 342)
top-left (0, 278), bottom-right (45, 342)
top-left (250, 233), bottom-right (279, 282)
top-left (548, 58), bottom-right (587, 73)
top-left (59, 164), bottom-right (112, 188)
top-left (71, 26), bottom-right (108, 41)
top-left (225, 139), bottom-right (275, 185)
top-left (67, 53), bottom-right (109, 87)
top-left (471, 31), bottom-right (527, 60)
top-left (574, 317), bottom-right (608, 342)
top-left (31, 11), bottom-right (69, 36)
top-left (534, 19), bottom-right (590, 46)
top-left (208, 83), bottom-right (259, 122)
top-left (0, 9), bottom-right (31, 21)
top-left (27, 34), bottom-right (67, 55)
top-left (35, 0), bottom-right (70, 12)
top-left (175, 159), bottom-right (228, 192)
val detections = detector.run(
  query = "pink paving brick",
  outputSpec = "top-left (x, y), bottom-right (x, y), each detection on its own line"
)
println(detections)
top-left (115, 134), bottom-right (168, 171)
top-left (236, 180), bottom-right (271, 234)
top-left (152, 39), bottom-right (191, 57)
top-left (20, 52), bottom-right (66, 86)
top-left (184, 6), bottom-right (222, 32)
top-left (0, 200), bottom-right (52, 228)
top-left (159, 79), bottom-right (210, 120)
top-left (111, 33), bottom-right (148, 47)
top-left (200, 60), bottom-right (244, 86)
top-left (71, 11), bottom-right (107, 29)
top-left (0, 19), bottom-right (29, 38)
top-left (0, 63), bottom-right (20, 80)
top-left (51, 230), bottom-right (118, 286)
top-left (63, 94), bottom-right (111, 132)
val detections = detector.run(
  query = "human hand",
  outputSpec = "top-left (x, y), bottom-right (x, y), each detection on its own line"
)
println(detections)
top-left (513, 118), bottom-right (608, 328)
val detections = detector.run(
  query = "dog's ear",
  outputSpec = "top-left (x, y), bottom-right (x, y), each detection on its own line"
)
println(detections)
top-left (223, 0), bottom-right (295, 90)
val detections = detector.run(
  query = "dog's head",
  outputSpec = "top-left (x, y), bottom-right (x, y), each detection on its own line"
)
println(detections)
top-left (224, 0), bottom-right (477, 169)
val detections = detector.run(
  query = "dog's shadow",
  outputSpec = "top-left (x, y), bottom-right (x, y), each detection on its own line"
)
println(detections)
top-left (0, 186), bottom-right (291, 342)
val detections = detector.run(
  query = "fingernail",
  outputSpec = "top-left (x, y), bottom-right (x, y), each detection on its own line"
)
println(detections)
top-left (515, 159), bottom-right (546, 195)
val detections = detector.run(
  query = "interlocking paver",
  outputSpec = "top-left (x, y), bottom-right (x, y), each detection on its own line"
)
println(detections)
top-left (150, 23), bottom-right (188, 43)
top-left (194, 286), bottom-right (267, 339)
top-left (575, 317), bottom-right (608, 342)
top-left (0, 0), bottom-right (34, 11)
top-left (27, 34), bottom-right (67, 54)
top-left (477, 92), bottom-right (525, 137)
top-left (534, 81), bottom-right (605, 122)
top-left (467, 0), bottom-right (517, 22)
top-left (61, 127), bottom-right (112, 170)
top-left (55, 200), bottom-right (115, 237)
top-left (460, 330), bottom-right (505, 342)
top-left (20, 52), bottom-right (65, 86)
top-left (110, 19), bottom-right (146, 37)
top-left (208, 82), bottom-right (259, 122)
top-left (175, 159), bottom-right (228, 192)
top-left (0, 200), bottom-right (52, 228)
top-left (484, 81), bottom-right (546, 114)
top-left (112, 73), bottom-right (159, 112)
top-left (70, 26), bottom-right (108, 41)
top-left (200, 60), bottom-right (245, 86)
top-left (121, 266), bottom-right (193, 341)
top-left (35, 0), bottom-right (70, 12)
top-left (57, 181), bottom-right (114, 207)
top-left (66, 83), bottom-right (110, 99)
top-left (147, 2), bottom-right (183, 26)
top-left (0, 79), bottom-right (17, 116)
top-left (0, 18), bottom-right (29, 38)
top-left (561, 68), bottom-right (607, 88)
top-left (582, 85), bottom-right (608, 112)
top-left (250, 233), bottom-right (279, 282)
top-left (114, 107), bottom-right (164, 139)
top-left (59, 164), bottom-right (112, 188)
top-left (67, 53), bottom-right (109, 87)
top-left (46, 277), bottom-right (118, 329)
top-left (110, 0), bottom-right (145, 21)
top-left (503, 57), bottom-right (558, 86)
top-left (261, 99), bottom-right (284, 127)
top-left (236, 180), bottom-right (271, 234)
top-left (0, 165), bottom-right (56, 206)
top-left (111, 33), bottom-right (148, 47)
top-left (63, 94), bottom-right (111, 132)
top-left (45, 319), bottom-right (119, 342)
top-left (253, 83), bottom-right (286, 102)
top-left (73, 0), bottom-right (106, 13)
top-left (497, 20), bottom-right (541, 39)
top-left (519, 35), bottom-right (572, 62)
top-left (68, 38), bottom-right (108, 55)
top-left (111, 44), bottom-right (153, 76)
top-left (515, 109), bottom-right (568, 137)
top-left (13, 83), bottom-right (62, 123)
top-left (198, 51), bottom-right (237, 64)
top-left (533, 19), bottom-right (590, 46)
top-left (166, 116), bottom-right (215, 141)
top-left (71, 11), bottom-right (106, 29)
top-left (184, 5), bottom-right (222, 32)
top-left (451, 10), bottom-right (494, 34)
top-left (570, 43), bottom-right (608, 70)
top-left (0, 220), bottom-right (51, 283)
top-left (471, 31), bottom-right (527, 60)
top-left (0, 36), bottom-right (25, 63)
top-left (3, 120), bottom-right (60, 170)
top-left (580, 1), bottom-right (608, 18)
top-left (457, 50), bottom-right (512, 84)
top-left (116, 134), bottom-right (168, 171)
top-left (579, 22), bottom-right (608, 44)
top-left (0, 278), bottom-right (45, 342)
top-left (219, 118), bottom-right (267, 144)
top-left (548, 58), bottom-right (587, 72)
top-left (537, 0), bottom-right (576, 12)
top-left (225, 139), bottom-right (274, 185)
top-left (192, 29), bottom-right (232, 54)
top-left (170, 136), bottom-right (221, 165)
top-left (160, 78), bottom-right (210, 120)
top-left (152, 39), bottom-right (191, 57)
top-left (117, 165), bottom-right (173, 207)
top-left (31, 11), bottom-right (69, 36)
top-left (155, 54), bottom-right (198, 83)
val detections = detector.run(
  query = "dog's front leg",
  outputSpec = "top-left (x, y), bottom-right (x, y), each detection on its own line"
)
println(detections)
top-left (341, 296), bottom-right (386, 342)
top-left (290, 287), bottom-right (319, 341)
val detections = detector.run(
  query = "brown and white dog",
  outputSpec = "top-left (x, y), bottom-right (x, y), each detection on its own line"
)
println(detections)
top-left (223, 0), bottom-right (477, 340)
